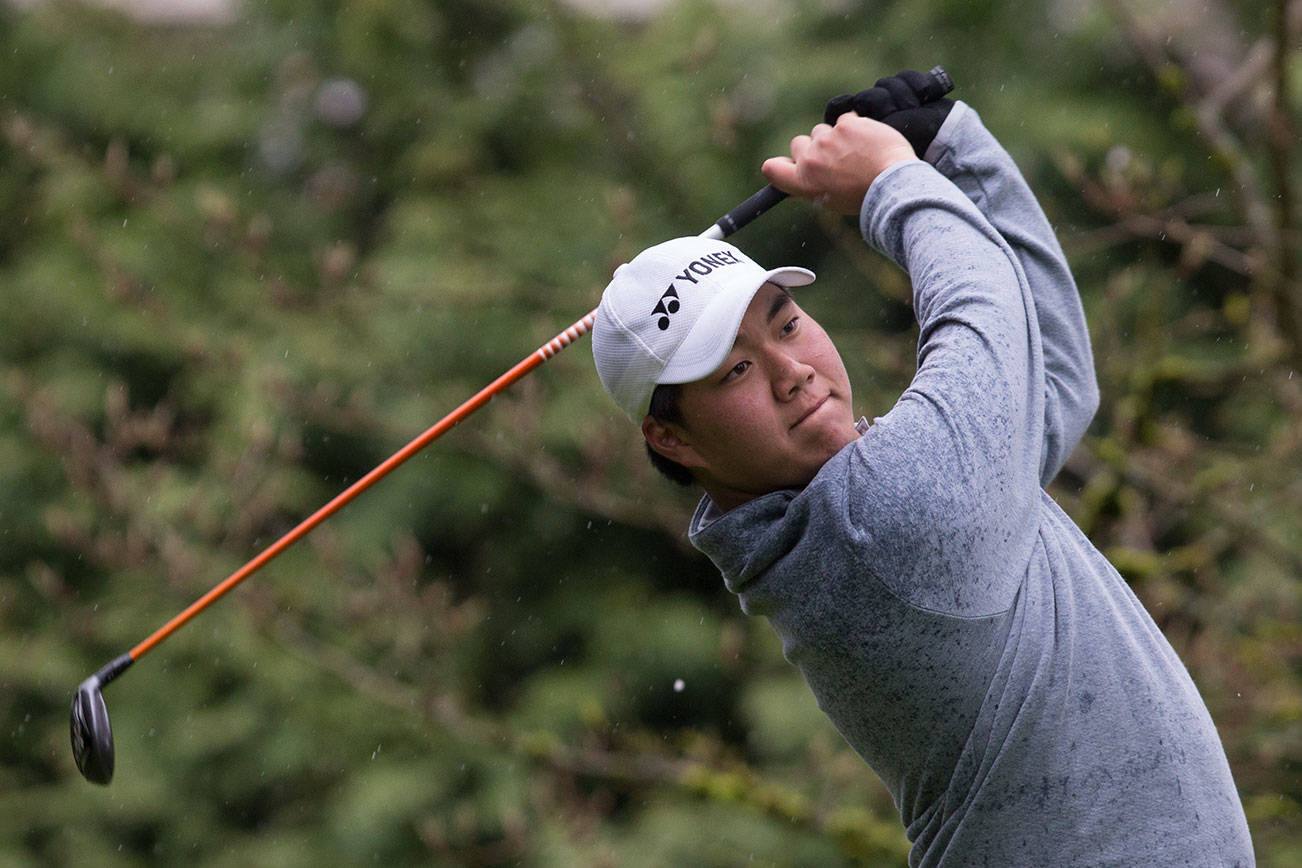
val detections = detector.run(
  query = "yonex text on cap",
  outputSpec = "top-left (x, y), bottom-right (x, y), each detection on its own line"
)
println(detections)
top-left (592, 236), bottom-right (815, 421)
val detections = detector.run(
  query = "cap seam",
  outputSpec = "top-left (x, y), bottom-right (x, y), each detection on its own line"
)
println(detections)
top-left (604, 295), bottom-right (670, 366)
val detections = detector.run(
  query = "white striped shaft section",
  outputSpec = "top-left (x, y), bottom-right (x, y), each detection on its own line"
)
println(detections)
top-left (537, 311), bottom-right (597, 360)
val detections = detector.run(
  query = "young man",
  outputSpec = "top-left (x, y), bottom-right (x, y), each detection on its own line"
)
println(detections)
top-left (591, 78), bottom-right (1253, 865)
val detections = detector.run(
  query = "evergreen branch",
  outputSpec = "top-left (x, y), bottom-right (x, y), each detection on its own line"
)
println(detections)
top-left (265, 614), bottom-right (910, 863)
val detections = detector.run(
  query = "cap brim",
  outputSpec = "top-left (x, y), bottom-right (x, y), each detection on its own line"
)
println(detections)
top-left (658, 266), bottom-right (815, 386)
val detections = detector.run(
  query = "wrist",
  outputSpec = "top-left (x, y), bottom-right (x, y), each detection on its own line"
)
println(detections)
top-left (858, 159), bottom-right (930, 243)
top-left (874, 144), bottom-right (920, 180)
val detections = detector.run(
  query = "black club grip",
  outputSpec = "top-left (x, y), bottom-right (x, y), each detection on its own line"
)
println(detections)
top-left (701, 66), bottom-right (953, 240)
top-left (710, 184), bottom-right (789, 239)
top-left (918, 65), bottom-right (953, 103)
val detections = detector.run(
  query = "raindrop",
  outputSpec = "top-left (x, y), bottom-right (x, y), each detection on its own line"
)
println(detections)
top-left (1105, 146), bottom-right (1132, 173)
top-left (315, 78), bottom-right (368, 128)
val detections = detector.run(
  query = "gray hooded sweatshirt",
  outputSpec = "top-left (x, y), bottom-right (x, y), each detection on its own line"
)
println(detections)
top-left (689, 103), bottom-right (1253, 866)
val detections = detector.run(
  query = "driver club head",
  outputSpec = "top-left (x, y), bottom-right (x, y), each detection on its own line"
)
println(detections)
top-left (71, 676), bottom-right (115, 785)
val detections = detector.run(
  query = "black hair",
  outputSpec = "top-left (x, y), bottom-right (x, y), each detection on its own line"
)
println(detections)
top-left (645, 383), bottom-right (695, 487)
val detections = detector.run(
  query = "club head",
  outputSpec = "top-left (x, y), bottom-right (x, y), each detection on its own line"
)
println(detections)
top-left (71, 676), bottom-right (115, 785)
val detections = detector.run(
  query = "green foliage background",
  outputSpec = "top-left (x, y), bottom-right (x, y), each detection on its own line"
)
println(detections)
top-left (1, 0), bottom-right (1298, 864)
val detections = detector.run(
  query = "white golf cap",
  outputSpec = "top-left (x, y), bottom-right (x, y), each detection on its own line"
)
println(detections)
top-left (592, 236), bottom-right (815, 421)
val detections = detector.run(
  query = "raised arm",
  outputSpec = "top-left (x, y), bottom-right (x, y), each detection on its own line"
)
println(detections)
top-left (764, 117), bottom-right (1045, 615)
top-left (824, 77), bottom-right (1098, 486)
top-left (925, 102), bottom-right (1099, 485)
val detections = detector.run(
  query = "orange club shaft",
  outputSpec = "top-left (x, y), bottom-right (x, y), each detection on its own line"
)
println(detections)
top-left (129, 310), bottom-right (598, 662)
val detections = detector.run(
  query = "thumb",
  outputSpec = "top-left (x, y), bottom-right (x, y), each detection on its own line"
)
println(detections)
top-left (761, 156), bottom-right (805, 196)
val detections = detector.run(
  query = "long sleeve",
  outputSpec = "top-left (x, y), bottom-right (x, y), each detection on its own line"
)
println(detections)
top-left (691, 129), bottom-right (1251, 868)
top-left (691, 150), bottom-right (1252, 868)
top-left (845, 159), bottom-right (1046, 615)
top-left (925, 102), bottom-right (1099, 485)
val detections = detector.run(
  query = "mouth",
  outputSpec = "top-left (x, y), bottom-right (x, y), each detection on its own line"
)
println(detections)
top-left (791, 395), bottom-right (829, 429)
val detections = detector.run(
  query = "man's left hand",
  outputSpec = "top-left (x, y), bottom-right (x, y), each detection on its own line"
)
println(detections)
top-left (823, 70), bottom-right (955, 158)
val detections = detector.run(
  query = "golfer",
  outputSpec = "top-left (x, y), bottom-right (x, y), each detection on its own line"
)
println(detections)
top-left (592, 79), bottom-right (1253, 865)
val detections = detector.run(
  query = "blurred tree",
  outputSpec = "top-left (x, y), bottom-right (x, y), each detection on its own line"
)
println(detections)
top-left (0, 0), bottom-right (1297, 865)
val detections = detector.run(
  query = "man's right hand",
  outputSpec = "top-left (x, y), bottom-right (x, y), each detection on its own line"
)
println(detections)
top-left (760, 114), bottom-right (916, 215)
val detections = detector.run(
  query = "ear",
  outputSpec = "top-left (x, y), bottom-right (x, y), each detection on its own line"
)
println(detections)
top-left (641, 414), bottom-right (706, 469)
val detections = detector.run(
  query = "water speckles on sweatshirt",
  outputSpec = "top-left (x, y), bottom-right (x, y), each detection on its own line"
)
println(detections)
top-left (690, 105), bottom-right (1253, 867)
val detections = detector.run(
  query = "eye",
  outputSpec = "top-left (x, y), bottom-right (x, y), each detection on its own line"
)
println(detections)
top-left (722, 360), bottom-right (750, 382)
top-left (780, 316), bottom-right (800, 336)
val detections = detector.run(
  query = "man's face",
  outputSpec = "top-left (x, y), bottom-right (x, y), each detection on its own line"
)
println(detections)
top-left (647, 282), bottom-right (859, 510)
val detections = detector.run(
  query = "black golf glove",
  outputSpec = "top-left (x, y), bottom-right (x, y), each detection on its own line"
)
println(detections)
top-left (823, 70), bottom-right (954, 158)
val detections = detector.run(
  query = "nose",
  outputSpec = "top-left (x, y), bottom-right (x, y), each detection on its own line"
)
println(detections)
top-left (771, 352), bottom-right (815, 400)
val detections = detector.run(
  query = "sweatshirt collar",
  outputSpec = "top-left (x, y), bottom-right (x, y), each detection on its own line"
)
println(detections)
top-left (687, 417), bottom-right (869, 592)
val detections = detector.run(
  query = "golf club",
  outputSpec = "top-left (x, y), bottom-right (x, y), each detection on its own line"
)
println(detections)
top-left (72, 66), bottom-right (953, 784)
top-left (70, 309), bottom-right (597, 784)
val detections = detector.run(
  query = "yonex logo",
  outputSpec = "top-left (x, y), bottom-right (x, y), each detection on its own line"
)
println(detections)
top-left (652, 286), bottom-right (679, 330)
top-left (649, 249), bottom-right (746, 330)
top-left (673, 250), bottom-right (744, 285)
